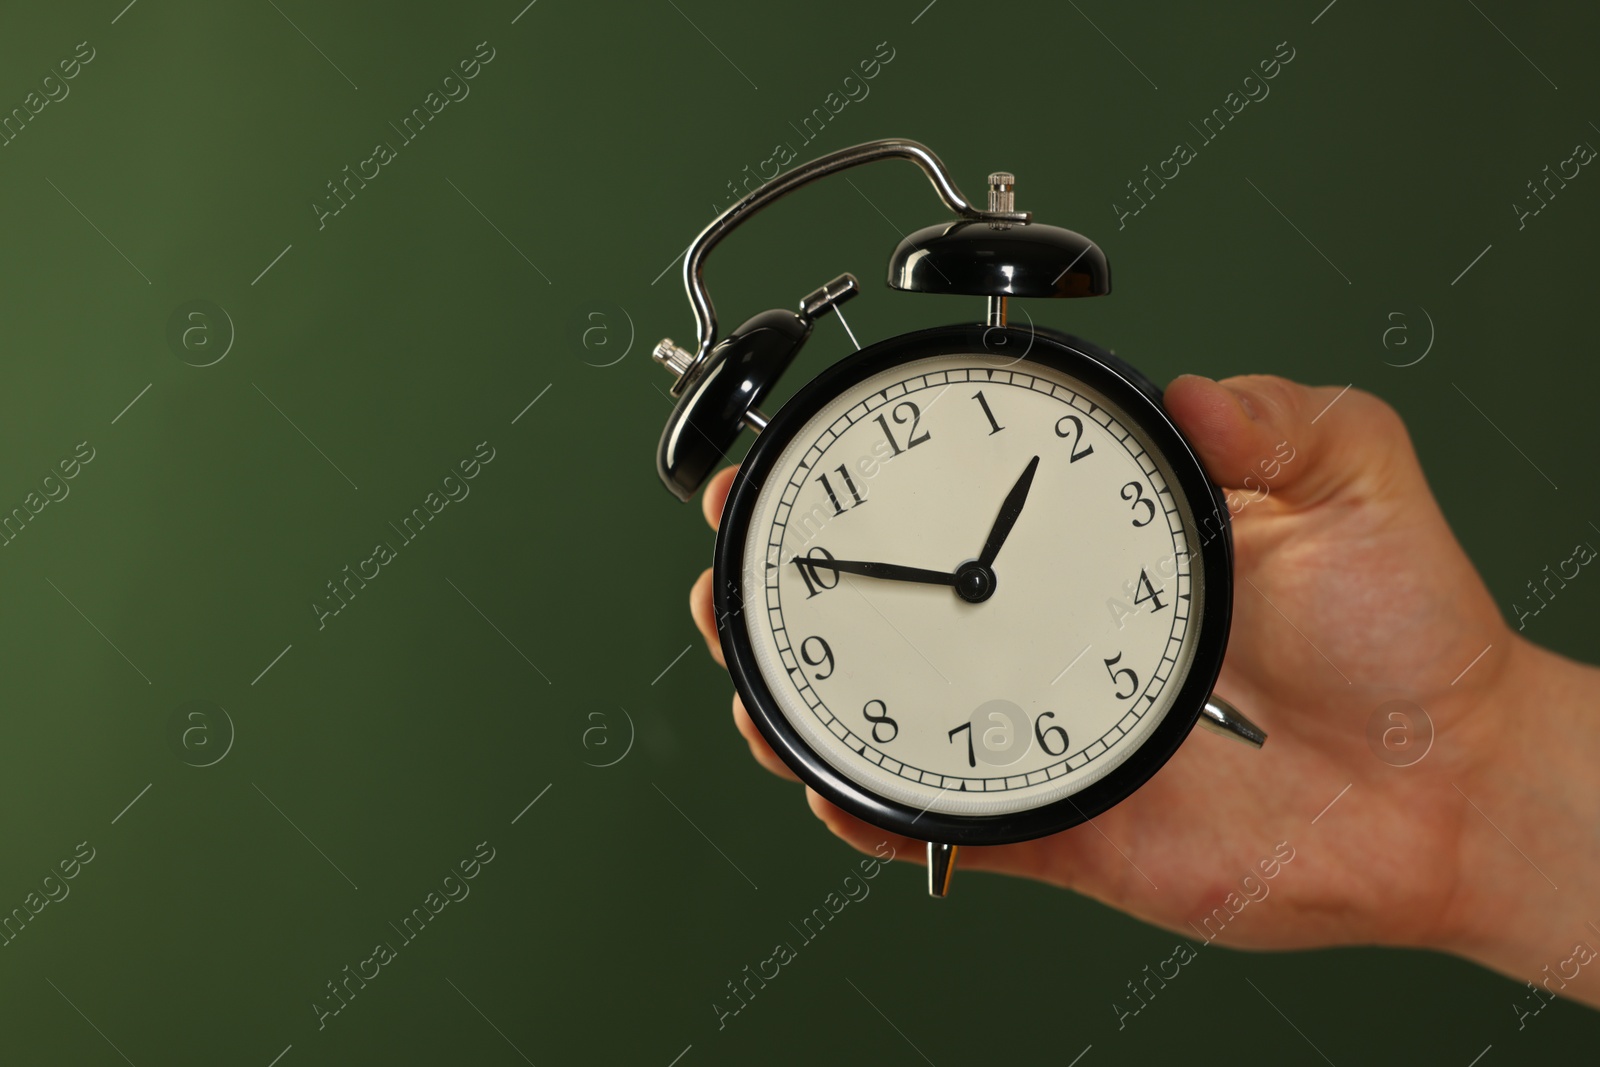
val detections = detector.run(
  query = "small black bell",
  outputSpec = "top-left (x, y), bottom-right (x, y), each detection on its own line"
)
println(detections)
top-left (655, 308), bottom-right (808, 503)
top-left (887, 173), bottom-right (1110, 300)
top-left (654, 274), bottom-right (861, 501)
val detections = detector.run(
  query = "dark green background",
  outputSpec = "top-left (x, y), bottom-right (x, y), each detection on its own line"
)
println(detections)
top-left (1, 0), bottom-right (1595, 1063)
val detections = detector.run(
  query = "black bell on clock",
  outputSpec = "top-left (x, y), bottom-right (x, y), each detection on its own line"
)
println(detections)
top-left (655, 275), bottom-right (860, 503)
top-left (888, 172), bottom-right (1111, 304)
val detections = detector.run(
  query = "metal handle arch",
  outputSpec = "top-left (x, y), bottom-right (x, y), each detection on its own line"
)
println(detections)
top-left (668, 138), bottom-right (1030, 395)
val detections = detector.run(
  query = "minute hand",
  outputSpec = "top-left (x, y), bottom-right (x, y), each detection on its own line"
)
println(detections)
top-left (791, 556), bottom-right (956, 587)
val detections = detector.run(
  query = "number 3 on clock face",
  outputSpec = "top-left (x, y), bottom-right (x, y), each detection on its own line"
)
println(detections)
top-left (714, 326), bottom-right (1232, 846)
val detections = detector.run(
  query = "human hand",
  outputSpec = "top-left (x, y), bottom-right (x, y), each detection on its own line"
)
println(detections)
top-left (689, 374), bottom-right (1600, 1004)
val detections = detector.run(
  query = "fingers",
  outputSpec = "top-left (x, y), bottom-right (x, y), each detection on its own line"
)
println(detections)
top-left (1164, 374), bottom-right (1416, 508)
top-left (701, 465), bottom-right (739, 530)
top-left (694, 464), bottom-right (806, 787)
top-left (697, 573), bottom-right (799, 784)
top-left (689, 568), bottom-right (725, 668)
top-left (733, 694), bottom-right (802, 782)
top-left (691, 465), bottom-right (740, 663)
top-left (699, 571), bottom-right (801, 785)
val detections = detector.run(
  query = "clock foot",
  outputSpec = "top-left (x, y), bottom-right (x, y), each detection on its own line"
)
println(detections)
top-left (928, 842), bottom-right (959, 897)
top-left (1199, 695), bottom-right (1267, 748)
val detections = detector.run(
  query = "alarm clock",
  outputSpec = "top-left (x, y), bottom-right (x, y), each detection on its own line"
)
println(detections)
top-left (651, 139), bottom-right (1265, 897)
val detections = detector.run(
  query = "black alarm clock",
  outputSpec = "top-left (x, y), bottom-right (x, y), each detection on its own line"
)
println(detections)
top-left (651, 139), bottom-right (1265, 896)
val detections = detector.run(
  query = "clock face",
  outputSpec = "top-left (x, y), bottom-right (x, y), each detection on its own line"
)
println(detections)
top-left (735, 348), bottom-right (1210, 821)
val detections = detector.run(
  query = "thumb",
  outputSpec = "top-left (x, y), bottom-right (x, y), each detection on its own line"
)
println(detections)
top-left (1164, 374), bottom-right (1415, 507)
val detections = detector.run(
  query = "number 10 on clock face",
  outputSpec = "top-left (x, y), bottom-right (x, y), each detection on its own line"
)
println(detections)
top-left (726, 345), bottom-right (1218, 837)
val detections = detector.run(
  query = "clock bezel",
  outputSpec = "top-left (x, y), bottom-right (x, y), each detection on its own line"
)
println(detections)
top-left (713, 323), bottom-right (1233, 847)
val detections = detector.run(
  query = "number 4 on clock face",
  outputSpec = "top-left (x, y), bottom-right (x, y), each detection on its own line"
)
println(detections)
top-left (1133, 568), bottom-right (1166, 612)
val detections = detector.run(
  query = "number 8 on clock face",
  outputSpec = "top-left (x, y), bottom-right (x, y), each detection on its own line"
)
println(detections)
top-left (714, 325), bottom-right (1234, 846)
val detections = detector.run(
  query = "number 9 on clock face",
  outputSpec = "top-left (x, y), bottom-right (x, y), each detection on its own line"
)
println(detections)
top-left (713, 326), bottom-right (1232, 846)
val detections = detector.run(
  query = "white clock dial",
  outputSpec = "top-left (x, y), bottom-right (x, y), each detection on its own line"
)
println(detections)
top-left (741, 352), bottom-right (1205, 817)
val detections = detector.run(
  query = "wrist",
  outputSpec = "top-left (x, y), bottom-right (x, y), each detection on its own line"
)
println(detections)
top-left (1436, 635), bottom-right (1600, 1005)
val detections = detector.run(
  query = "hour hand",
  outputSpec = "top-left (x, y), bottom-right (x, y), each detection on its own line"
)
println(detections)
top-left (790, 555), bottom-right (956, 588)
top-left (978, 455), bottom-right (1041, 567)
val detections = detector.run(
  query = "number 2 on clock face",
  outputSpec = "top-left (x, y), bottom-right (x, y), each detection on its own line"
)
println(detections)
top-left (741, 352), bottom-right (1201, 820)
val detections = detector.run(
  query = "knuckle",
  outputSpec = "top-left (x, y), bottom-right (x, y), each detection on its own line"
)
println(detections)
top-left (1239, 374), bottom-right (1306, 422)
top-left (1344, 386), bottom-right (1404, 433)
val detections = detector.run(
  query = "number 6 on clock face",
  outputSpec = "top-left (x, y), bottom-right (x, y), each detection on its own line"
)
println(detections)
top-left (713, 325), bottom-right (1233, 847)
